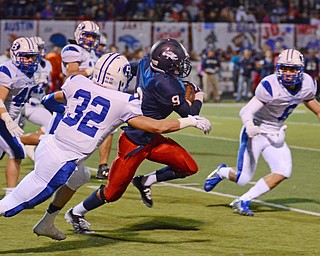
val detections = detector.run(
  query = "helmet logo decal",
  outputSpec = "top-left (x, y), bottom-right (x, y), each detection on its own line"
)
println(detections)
top-left (162, 50), bottom-right (178, 61)
top-left (122, 64), bottom-right (131, 78)
top-left (11, 42), bottom-right (21, 52)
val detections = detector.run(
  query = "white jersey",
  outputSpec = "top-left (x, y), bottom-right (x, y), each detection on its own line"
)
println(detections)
top-left (53, 75), bottom-right (142, 162)
top-left (0, 61), bottom-right (38, 120)
top-left (253, 73), bottom-right (317, 131)
top-left (28, 59), bottom-right (53, 103)
top-left (61, 44), bottom-right (96, 76)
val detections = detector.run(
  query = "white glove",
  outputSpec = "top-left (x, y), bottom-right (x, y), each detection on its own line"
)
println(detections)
top-left (245, 123), bottom-right (261, 138)
top-left (85, 67), bottom-right (94, 77)
top-left (187, 115), bottom-right (212, 134)
top-left (1, 112), bottom-right (24, 137)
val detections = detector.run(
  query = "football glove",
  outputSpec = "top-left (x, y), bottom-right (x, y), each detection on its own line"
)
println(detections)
top-left (187, 115), bottom-right (212, 134)
top-left (1, 112), bottom-right (24, 137)
top-left (245, 123), bottom-right (261, 138)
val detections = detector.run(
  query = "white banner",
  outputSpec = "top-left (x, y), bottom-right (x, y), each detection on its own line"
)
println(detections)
top-left (260, 23), bottom-right (295, 52)
top-left (153, 22), bottom-right (189, 50)
top-left (296, 24), bottom-right (320, 51)
top-left (115, 21), bottom-right (151, 54)
top-left (0, 20), bottom-right (37, 52)
top-left (192, 22), bottom-right (259, 55)
top-left (38, 20), bottom-right (77, 52)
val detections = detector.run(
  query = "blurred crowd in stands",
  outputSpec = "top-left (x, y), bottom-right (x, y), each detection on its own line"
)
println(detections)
top-left (1, 0), bottom-right (320, 24)
top-left (0, 0), bottom-right (319, 101)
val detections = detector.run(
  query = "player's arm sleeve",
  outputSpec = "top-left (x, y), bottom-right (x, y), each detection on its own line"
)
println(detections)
top-left (174, 100), bottom-right (202, 117)
top-left (41, 91), bottom-right (66, 113)
top-left (239, 96), bottom-right (264, 126)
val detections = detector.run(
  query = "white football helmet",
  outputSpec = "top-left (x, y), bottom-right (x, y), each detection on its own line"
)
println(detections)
top-left (30, 36), bottom-right (46, 58)
top-left (10, 37), bottom-right (40, 75)
top-left (92, 52), bottom-right (131, 91)
top-left (95, 33), bottom-right (108, 58)
top-left (74, 21), bottom-right (100, 52)
top-left (276, 49), bottom-right (304, 88)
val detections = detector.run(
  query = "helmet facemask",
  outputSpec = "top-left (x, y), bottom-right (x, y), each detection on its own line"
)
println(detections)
top-left (276, 49), bottom-right (304, 93)
top-left (74, 21), bottom-right (101, 52)
top-left (10, 37), bottom-right (40, 75)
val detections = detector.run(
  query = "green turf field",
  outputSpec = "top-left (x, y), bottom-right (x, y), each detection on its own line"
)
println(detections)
top-left (0, 102), bottom-right (319, 256)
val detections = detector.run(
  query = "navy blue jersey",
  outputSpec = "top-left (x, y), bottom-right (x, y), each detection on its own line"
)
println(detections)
top-left (125, 55), bottom-right (202, 145)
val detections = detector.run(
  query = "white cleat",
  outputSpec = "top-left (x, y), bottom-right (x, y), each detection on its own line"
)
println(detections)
top-left (33, 219), bottom-right (66, 240)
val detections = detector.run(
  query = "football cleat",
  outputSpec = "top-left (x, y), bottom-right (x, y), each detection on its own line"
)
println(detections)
top-left (230, 198), bottom-right (254, 216)
top-left (33, 218), bottom-right (66, 240)
top-left (64, 208), bottom-right (95, 234)
top-left (95, 164), bottom-right (109, 180)
top-left (132, 175), bottom-right (153, 208)
top-left (204, 164), bottom-right (227, 192)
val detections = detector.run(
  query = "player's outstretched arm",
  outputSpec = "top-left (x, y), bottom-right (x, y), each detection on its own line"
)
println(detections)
top-left (304, 98), bottom-right (320, 120)
top-left (127, 115), bottom-right (211, 134)
top-left (41, 91), bottom-right (66, 113)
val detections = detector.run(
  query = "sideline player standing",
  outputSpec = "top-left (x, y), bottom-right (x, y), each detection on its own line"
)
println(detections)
top-left (204, 49), bottom-right (320, 216)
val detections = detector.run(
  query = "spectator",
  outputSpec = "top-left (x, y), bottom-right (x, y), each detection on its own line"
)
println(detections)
top-left (260, 49), bottom-right (275, 79)
top-left (236, 48), bottom-right (255, 102)
top-left (41, 4), bottom-right (54, 19)
top-left (200, 48), bottom-right (221, 102)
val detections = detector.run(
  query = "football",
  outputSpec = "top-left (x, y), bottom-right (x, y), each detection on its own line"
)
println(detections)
top-left (184, 83), bottom-right (195, 104)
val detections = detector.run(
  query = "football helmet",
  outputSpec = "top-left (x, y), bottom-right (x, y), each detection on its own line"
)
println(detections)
top-left (74, 21), bottom-right (100, 52)
top-left (30, 36), bottom-right (46, 58)
top-left (95, 33), bottom-right (108, 58)
top-left (10, 37), bottom-right (40, 75)
top-left (150, 38), bottom-right (192, 78)
top-left (92, 52), bottom-right (131, 91)
top-left (276, 49), bottom-right (304, 88)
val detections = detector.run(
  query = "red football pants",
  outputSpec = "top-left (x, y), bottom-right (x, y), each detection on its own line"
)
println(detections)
top-left (104, 131), bottom-right (198, 202)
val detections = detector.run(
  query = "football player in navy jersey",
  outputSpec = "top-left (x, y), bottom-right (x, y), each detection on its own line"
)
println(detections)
top-left (62, 38), bottom-right (207, 235)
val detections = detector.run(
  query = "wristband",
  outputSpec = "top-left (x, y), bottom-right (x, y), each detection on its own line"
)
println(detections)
top-left (178, 117), bottom-right (192, 129)
top-left (1, 112), bottom-right (12, 123)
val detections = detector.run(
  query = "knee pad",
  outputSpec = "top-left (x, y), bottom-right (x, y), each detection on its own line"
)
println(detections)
top-left (65, 164), bottom-right (91, 191)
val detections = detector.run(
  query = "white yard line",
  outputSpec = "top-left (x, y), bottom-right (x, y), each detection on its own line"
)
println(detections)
top-left (175, 133), bottom-right (320, 152)
top-left (86, 168), bottom-right (320, 217)
top-left (205, 115), bottom-right (320, 127)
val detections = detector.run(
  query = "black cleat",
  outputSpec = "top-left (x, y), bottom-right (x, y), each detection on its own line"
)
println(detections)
top-left (64, 208), bottom-right (94, 235)
top-left (132, 175), bottom-right (153, 208)
top-left (95, 164), bottom-right (109, 180)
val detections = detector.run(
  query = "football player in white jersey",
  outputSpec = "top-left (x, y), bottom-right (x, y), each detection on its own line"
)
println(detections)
top-left (0, 53), bottom-right (211, 239)
top-left (19, 36), bottom-right (53, 160)
top-left (0, 37), bottom-right (40, 196)
top-left (62, 20), bottom-right (100, 78)
top-left (204, 49), bottom-right (320, 216)
top-left (94, 32), bottom-right (117, 180)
